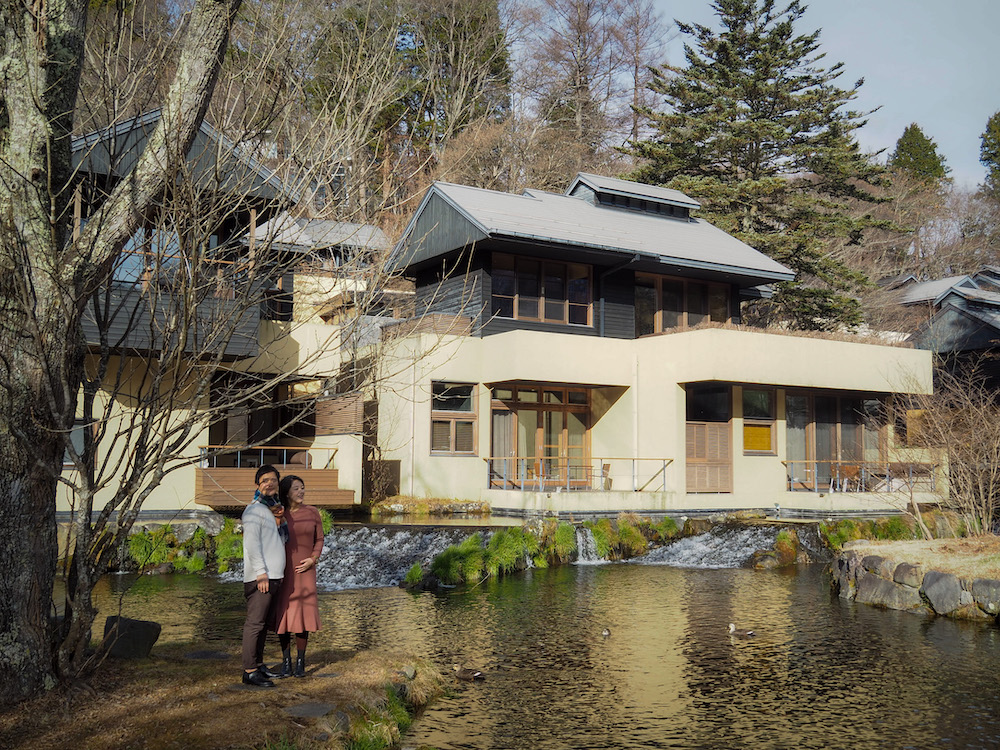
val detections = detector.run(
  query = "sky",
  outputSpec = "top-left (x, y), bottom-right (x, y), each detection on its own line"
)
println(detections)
top-left (651, 0), bottom-right (1000, 190)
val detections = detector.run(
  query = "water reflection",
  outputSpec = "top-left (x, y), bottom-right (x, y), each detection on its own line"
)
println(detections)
top-left (87, 565), bottom-right (1000, 749)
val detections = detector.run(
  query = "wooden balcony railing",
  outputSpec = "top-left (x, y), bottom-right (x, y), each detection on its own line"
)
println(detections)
top-left (195, 445), bottom-right (354, 508)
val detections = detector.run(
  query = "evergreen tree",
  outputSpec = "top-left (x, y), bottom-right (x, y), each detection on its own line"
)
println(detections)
top-left (626, 0), bottom-right (886, 330)
top-left (981, 111), bottom-right (1000, 201)
top-left (889, 123), bottom-right (950, 181)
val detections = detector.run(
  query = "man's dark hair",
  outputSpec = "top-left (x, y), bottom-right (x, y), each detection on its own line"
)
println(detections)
top-left (255, 464), bottom-right (280, 485)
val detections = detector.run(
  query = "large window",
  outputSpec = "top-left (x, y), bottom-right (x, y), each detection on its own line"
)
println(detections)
top-left (635, 274), bottom-right (730, 336)
top-left (490, 386), bottom-right (589, 487)
top-left (785, 392), bottom-right (885, 489)
top-left (492, 253), bottom-right (592, 325)
top-left (431, 382), bottom-right (477, 454)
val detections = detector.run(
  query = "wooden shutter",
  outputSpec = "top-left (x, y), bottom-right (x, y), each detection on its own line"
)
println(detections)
top-left (686, 422), bottom-right (732, 492)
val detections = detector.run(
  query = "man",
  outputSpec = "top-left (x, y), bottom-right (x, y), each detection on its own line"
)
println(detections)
top-left (241, 464), bottom-right (287, 687)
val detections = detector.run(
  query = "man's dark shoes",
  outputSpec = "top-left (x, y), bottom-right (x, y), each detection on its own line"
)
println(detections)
top-left (258, 663), bottom-right (284, 679)
top-left (242, 668), bottom-right (275, 687)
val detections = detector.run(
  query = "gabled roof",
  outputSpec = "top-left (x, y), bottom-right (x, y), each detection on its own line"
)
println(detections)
top-left (72, 109), bottom-right (297, 204)
top-left (567, 172), bottom-right (701, 210)
top-left (395, 180), bottom-right (794, 285)
top-left (938, 286), bottom-right (1000, 306)
top-left (249, 212), bottom-right (390, 253)
top-left (899, 275), bottom-right (977, 305)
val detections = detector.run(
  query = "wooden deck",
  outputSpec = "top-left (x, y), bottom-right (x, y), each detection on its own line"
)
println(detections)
top-left (194, 465), bottom-right (356, 508)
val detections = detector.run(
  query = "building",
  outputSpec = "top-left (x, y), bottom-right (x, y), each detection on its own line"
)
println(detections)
top-left (341, 174), bottom-right (940, 516)
top-left (60, 117), bottom-right (941, 521)
top-left (58, 112), bottom-right (364, 524)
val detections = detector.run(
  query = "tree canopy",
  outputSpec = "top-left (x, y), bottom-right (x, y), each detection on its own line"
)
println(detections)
top-left (889, 123), bottom-right (950, 182)
top-left (981, 110), bottom-right (1000, 201)
top-left (626, 0), bottom-right (886, 330)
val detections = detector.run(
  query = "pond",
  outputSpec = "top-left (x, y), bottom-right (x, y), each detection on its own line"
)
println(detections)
top-left (90, 526), bottom-right (1000, 750)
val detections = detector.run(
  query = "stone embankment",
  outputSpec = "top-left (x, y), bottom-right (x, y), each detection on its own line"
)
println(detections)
top-left (832, 544), bottom-right (1000, 623)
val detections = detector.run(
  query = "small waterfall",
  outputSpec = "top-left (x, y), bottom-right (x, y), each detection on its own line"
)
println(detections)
top-left (574, 526), bottom-right (604, 565)
top-left (224, 525), bottom-right (478, 590)
top-left (316, 525), bottom-right (475, 590)
top-left (635, 525), bottom-right (781, 569)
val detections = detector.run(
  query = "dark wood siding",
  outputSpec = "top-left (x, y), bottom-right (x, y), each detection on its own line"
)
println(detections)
top-left (82, 283), bottom-right (259, 358)
top-left (414, 261), bottom-right (485, 331)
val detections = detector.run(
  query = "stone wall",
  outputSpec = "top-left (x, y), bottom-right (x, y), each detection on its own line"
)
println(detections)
top-left (832, 548), bottom-right (1000, 623)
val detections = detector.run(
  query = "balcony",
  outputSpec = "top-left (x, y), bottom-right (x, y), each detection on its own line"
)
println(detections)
top-left (195, 446), bottom-right (355, 508)
top-left (784, 460), bottom-right (940, 494)
top-left (486, 456), bottom-right (673, 492)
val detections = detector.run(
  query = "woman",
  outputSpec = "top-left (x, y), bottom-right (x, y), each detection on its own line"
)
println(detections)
top-left (273, 474), bottom-right (324, 678)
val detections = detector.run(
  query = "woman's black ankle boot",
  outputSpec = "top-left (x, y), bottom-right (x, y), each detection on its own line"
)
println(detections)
top-left (278, 649), bottom-right (293, 678)
top-left (294, 651), bottom-right (306, 678)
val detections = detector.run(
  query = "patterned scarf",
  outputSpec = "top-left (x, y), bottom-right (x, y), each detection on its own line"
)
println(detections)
top-left (254, 489), bottom-right (289, 544)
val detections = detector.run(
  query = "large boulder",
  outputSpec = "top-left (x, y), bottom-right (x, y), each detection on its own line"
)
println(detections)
top-left (103, 616), bottom-right (161, 658)
top-left (893, 563), bottom-right (925, 589)
top-left (834, 551), bottom-right (863, 599)
top-left (972, 579), bottom-right (1000, 615)
top-left (921, 570), bottom-right (963, 615)
top-left (855, 569), bottom-right (925, 611)
top-left (861, 555), bottom-right (896, 580)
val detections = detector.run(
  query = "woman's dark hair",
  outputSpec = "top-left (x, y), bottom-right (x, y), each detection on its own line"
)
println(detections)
top-left (279, 475), bottom-right (305, 507)
top-left (255, 464), bottom-right (280, 485)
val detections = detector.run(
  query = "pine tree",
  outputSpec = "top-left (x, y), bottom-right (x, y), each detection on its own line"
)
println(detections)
top-left (981, 111), bottom-right (1000, 201)
top-left (889, 123), bottom-right (950, 181)
top-left (626, 0), bottom-right (885, 330)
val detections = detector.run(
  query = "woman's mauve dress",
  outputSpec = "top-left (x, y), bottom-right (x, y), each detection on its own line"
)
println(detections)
top-left (273, 504), bottom-right (324, 633)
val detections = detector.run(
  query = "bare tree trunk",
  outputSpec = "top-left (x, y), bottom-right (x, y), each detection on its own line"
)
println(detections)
top-left (0, 0), bottom-right (242, 702)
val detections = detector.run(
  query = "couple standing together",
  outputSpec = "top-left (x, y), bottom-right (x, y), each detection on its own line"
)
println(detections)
top-left (241, 464), bottom-right (324, 688)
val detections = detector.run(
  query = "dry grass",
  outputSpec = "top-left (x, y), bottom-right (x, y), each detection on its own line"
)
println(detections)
top-left (843, 536), bottom-right (1000, 580)
top-left (0, 644), bottom-right (443, 750)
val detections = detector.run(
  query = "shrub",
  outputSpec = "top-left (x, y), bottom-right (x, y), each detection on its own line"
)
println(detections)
top-left (320, 509), bottom-right (334, 535)
top-left (127, 525), bottom-right (173, 568)
top-left (213, 517), bottom-right (243, 573)
top-left (404, 563), bottom-right (423, 586)
top-left (585, 519), bottom-right (617, 558)
top-left (655, 516), bottom-right (680, 541)
top-left (485, 527), bottom-right (539, 577)
top-left (615, 514), bottom-right (647, 557)
top-left (819, 519), bottom-right (864, 550)
top-left (874, 516), bottom-right (916, 541)
top-left (774, 529), bottom-right (798, 565)
top-left (430, 533), bottom-right (484, 585)
top-left (551, 521), bottom-right (577, 561)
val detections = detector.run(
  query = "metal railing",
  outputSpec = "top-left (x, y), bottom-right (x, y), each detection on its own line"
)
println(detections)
top-left (199, 445), bottom-right (328, 470)
top-left (486, 456), bottom-right (673, 492)
top-left (783, 460), bottom-right (938, 493)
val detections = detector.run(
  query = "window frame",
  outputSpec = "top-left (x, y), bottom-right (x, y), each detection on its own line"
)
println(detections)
top-left (430, 382), bottom-right (478, 455)
top-left (634, 273), bottom-right (731, 335)
top-left (491, 253), bottom-right (593, 327)
top-left (742, 387), bottom-right (777, 455)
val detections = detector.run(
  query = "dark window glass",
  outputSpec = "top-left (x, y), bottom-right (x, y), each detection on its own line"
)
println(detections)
top-left (743, 389), bottom-right (774, 419)
top-left (688, 282), bottom-right (708, 325)
top-left (635, 277), bottom-right (657, 336)
top-left (432, 382), bottom-right (474, 412)
top-left (687, 385), bottom-right (731, 422)
top-left (709, 286), bottom-right (729, 323)
top-left (662, 279), bottom-right (683, 328)
top-left (517, 260), bottom-right (539, 318)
